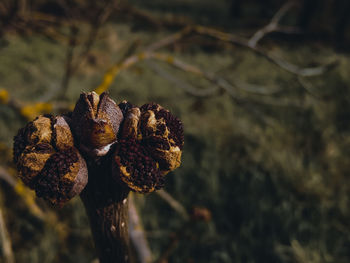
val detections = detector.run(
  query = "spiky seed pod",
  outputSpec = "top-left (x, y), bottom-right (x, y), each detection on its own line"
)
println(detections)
top-left (13, 115), bottom-right (88, 206)
top-left (113, 103), bottom-right (184, 193)
top-left (72, 92), bottom-right (123, 157)
top-left (140, 103), bottom-right (184, 175)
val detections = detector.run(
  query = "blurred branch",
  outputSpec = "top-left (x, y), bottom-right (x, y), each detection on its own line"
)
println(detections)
top-left (156, 190), bottom-right (189, 221)
top-left (248, 1), bottom-right (300, 48)
top-left (58, 0), bottom-right (118, 99)
top-left (146, 60), bottom-right (218, 97)
top-left (190, 25), bottom-right (337, 77)
top-left (0, 88), bottom-right (72, 120)
top-left (60, 25), bottom-right (78, 100)
top-left (156, 207), bottom-right (211, 263)
top-left (0, 165), bottom-right (45, 220)
top-left (96, 14), bottom-right (336, 95)
top-left (297, 76), bottom-right (322, 99)
top-left (116, 1), bottom-right (194, 29)
top-left (128, 194), bottom-right (153, 263)
top-left (0, 208), bottom-right (15, 263)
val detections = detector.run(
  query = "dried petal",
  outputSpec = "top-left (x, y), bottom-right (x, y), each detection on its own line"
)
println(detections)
top-left (53, 116), bottom-right (75, 151)
top-left (120, 107), bottom-right (141, 140)
top-left (72, 92), bottom-right (123, 157)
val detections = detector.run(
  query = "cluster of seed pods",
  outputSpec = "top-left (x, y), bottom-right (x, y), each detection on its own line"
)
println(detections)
top-left (13, 114), bottom-right (88, 206)
top-left (13, 92), bottom-right (184, 206)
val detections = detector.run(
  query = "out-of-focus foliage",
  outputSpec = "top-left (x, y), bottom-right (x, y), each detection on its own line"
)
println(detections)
top-left (1, 0), bottom-right (350, 262)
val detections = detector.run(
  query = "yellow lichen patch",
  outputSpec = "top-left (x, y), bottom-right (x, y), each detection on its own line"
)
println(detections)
top-left (21, 103), bottom-right (53, 120)
top-left (138, 52), bottom-right (146, 60)
top-left (166, 55), bottom-right (174, 64)
top-left (94, 66), bottom-right (120, 95)
top-left (0, 89), bottom-right (9, 104)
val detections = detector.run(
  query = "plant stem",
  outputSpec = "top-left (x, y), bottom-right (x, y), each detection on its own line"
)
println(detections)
top-left (80, 159), bottom-right (130, 263)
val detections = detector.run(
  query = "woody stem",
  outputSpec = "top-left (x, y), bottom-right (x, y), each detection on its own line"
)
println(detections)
top-left (80, 158), bottom-right (130, 263)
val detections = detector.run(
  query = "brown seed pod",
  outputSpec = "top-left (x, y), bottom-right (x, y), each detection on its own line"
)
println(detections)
top-left (17, 143), bottom-right (55, 187)
top-left (113, 138), bottom-right (164, 193)
top-left (13, 115), bottom-right (88, 205)
top-left (35, 148), bottom-right (88, 206)
top-left (140, 103), bottom-right (184, 175)
top-left (112, 103), bottom-right (184, 193)
top-left (72, 92), bottom-right (123, 157)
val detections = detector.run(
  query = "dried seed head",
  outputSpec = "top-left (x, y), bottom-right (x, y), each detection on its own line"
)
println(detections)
top-left (35, 148), bottom-right (88, 206)
top-left (140, 103), bottom-right (184, 175)
top-left (112, 103), bottom-right (184, 193)
top-left (13, 114), bottom-right (55, 164)
top-left (72, 92), bottom-right (123, 157)
top-left (113, 138), bottom-right (164, 193)
top-left (17, 143), bottom-right (55, 187)
top-left (13, 115), bottom-right (88, 206)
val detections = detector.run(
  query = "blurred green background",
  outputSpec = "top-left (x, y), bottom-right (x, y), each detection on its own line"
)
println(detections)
top-left (1, 0), bottom-right (350, 262)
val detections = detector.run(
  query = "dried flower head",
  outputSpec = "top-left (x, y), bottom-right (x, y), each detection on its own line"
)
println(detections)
top-left (113, 103), bottom-right (184, 193)
top-left (13, 115), bottom-right (88, 206)
top-left (71, 92), bottom-right (123, 157)
top-left (140, 103), bottom-right (184, 174)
